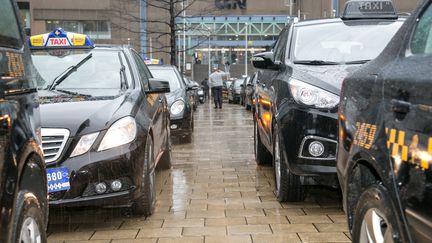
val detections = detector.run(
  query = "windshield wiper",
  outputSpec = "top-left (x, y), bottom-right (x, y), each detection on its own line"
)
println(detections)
top-left (118, 52), bottom-right (129, 90)
top-left (344, 60), bottom-right (371, 65)
top-left (47, 53), bottom-right (93, 91)
top-left (294, 60), bottom-right (341, 65)
top-left (54, 89), bottom-right (91, 97)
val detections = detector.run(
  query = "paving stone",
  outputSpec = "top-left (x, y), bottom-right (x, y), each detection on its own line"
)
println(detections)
top-left (298, 232), bottom-right (351, 242)
top-left (136, 228), bottom-right (183, 238)
top-left (246, 216), bottom-right (289, 225)
top-left (182, 226), bottom-right (227, 236)
top-left (314, 223), bottom-right (349, 232)
top-left (48, 232), bottom-right (94, 241)
top-left (186, 210), bottom-right (226, 219)
top-left (228, 225), bottom-right (272, 235)
top-left (225, 209), bottom-right (265, 218)
top-left (206, 235), bottom-right (252, 243)
top-left (270, 223), bottom-right (318, 234)
top-left (252, 234), bottom-right (301, 243)
top-left (91, 230), bottom-right (138, 240)
top-left (163, 218), bottom-right (204, 227)
top-left (158, 236), bottom-right (204, 243)
top-left (288, 215), bottom-right (333, 224)
top-left (205, 217), bottom-right (247, 226)
top-left (111, 239), bottom-right (157, 243)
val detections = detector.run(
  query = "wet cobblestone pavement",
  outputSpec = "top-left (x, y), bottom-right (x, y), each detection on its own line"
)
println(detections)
top-left (48, 103), bottom-right (351, 243)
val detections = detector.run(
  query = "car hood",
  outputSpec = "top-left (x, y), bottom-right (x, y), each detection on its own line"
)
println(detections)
top-left (165, 88), bottom-right (186, 106)
top-left (39, 90), bottom-right (133, 136)
top-left (292, 64), bottom-right (362, 94)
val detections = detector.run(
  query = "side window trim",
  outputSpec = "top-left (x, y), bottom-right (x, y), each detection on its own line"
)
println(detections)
top-left (131, 51), bottom-right (150, 91)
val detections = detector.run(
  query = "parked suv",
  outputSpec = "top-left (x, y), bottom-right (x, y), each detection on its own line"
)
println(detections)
top-left (0, 0), bottom-right (47, 242)
top-left (252, 0), bottom-right (405, 202)
top-left (338, 0), bottom-right (432, 241)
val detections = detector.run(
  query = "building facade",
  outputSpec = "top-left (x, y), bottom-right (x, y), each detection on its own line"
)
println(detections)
top-left (19, 0), bottom-right (418, 78)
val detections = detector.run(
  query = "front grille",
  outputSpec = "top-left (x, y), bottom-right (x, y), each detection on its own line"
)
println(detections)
top-left (41, 128), bottom-right (70, 163)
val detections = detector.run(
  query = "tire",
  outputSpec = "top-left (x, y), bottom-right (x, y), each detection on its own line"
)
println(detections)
top-left (352, 184), bottom-right (399, 243)
top-left (132, 135), bottom-right (156, 216)
top-left (273, 124), bottom-right (305, 202)
top-left (254, 118), bottom-right (272, 165)
top-left (12, 191), bottom-right (47, 243)
top-left (157, 150), bottom-right (172, 170)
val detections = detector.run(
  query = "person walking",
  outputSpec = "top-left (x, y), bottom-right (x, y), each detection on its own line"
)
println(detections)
top-left (201, 77), bottom-right (209, 101)
top-left (209, 67), bottom-right (227, 109)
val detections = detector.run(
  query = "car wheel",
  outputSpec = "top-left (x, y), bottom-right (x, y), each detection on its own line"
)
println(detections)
top-left (132, 135), bottom-right (156, 216)
top-left (254, 118), bottom-right (272, 165)
top-left (12, 191), bottom-right (47, 243)
top-left (352, 184), bottom-right (399, 243)
top-left (157, 150), bottom-right (172, 170)
top-left (273, 124), bottom-right (305, 202)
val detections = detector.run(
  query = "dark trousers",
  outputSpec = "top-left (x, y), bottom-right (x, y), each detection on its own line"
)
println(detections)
top-left (212, 86), bottom-right (223, 108)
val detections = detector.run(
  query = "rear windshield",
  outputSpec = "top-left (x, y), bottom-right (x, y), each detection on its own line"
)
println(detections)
top-left (149, 68), bottom-right (183, 91)
top-left (31, 49), bottom-right (132, 95)
top-left (292, 21), bottom-right (403, 63)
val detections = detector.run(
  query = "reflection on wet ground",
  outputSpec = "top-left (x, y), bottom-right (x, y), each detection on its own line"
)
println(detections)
top-left (47, 103), bottom-right (351, 243)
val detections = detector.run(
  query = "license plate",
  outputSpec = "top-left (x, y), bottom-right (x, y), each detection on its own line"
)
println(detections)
top-left (47, 167), bottom-right (70, 193)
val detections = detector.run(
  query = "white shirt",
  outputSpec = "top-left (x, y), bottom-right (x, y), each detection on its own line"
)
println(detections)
top-left (209, 70), bottom-right (226, 88)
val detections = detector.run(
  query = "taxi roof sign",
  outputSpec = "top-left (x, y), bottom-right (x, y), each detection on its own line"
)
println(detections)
top-left (342, 0), bottom-right (398, 20)
top-left (29, 28), bottom-right (94, 49)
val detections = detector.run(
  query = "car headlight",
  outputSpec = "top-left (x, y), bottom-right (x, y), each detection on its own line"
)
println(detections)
top-left (98, 116), bottom-right (137, 151)
top-left (170, 100), bottom-right (185, 116)
top-left (70, 132), bottom-right (99, 157)
top-left (289, 79), bottom-right (339, 109)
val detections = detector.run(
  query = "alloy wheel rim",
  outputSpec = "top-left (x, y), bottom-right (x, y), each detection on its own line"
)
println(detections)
top-left (19, 216), bottom-right (42, 243)
top-left (274, 133), bottom-right (281, 192)
top-left (360, 208), bottom-right (394, 243)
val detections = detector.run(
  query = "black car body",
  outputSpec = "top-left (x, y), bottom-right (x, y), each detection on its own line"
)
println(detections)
top-left (244, 72), bottom-right (260, 110)
top-left (0, 0), bottom-right (47, 242)
top-left (239, 76), bottom-right (250, 106)
top-left (252, 1), bottom-right (405, 202)
top-left (148, 65), bottom-right (194, 143)
top-left (30, 30), bottom-right (171, 216)
top-left (228, 78), bottom-right (243, 104)
top-left (338, 0), bottom-right (432, 242)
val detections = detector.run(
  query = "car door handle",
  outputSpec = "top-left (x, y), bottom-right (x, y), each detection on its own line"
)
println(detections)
top-left (391, 99), bottom-right (411, 114)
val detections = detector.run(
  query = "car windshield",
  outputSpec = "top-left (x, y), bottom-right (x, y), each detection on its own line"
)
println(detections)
top-left (32, 49), bottom-right (132, 95)
top-left (149, 68), bottom-right (182, 91)
top-left (292, 21), bottom-right (403, 63)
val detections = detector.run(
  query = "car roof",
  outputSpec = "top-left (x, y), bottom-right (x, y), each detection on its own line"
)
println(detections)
top-left (291, 16), bottom-right (406, 28)
top-left (147, 65), bottom-right (176, 69)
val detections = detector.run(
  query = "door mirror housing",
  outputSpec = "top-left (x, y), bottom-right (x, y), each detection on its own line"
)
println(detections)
top-left (251, 52), bottom-right (281, 70)
top-left (148, 78), bottom-right (170, 94)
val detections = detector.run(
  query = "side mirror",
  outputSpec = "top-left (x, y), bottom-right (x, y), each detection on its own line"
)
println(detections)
top-left (148, 78), bottom-right (170, 94)
top-left (240, 84), bottom-right (244, 87)
top-left (25, 27), bottom-right (31, 37)
top-left (187, 84), bottom-right (198, 91)
top-left (251, 52), bottom-right (280, 70)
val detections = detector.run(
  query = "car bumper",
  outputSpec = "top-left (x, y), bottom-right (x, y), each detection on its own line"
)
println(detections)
top-left (170, 111), bottom-right (192, 138)
top-left (47, 137), bottom-right (147, 207)
top-left (278, 104), bottom-right (338, 177)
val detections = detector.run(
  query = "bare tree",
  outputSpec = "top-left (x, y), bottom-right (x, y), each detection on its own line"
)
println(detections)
top-left (109, 0), bottom-right (218, 66)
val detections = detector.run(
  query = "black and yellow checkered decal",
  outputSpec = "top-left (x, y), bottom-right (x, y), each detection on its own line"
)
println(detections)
top-left (386, 128), bottom-right (432, 170)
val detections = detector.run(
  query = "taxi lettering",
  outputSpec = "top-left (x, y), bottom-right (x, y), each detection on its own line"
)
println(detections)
top-left (359, 2), bottom-right (386, 10)
top-left (48, 38), bottom-right (68, 46)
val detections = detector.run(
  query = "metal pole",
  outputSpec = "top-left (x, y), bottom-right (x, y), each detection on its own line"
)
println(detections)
top-left (140, 0), bottom-right (147, 58)
top-left (150, 37), bottom-right (153, 59)
top-left (183, 0), bottom-right (187, 74)
top-left (245, 23), bottom-right (248, 77)
top-left (208, 34), bottom-right (211, 99)
top-left (289, 0), bottom-right (293, 16)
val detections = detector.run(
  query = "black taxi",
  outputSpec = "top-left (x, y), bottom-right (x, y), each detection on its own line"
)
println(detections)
top-left (29, 28), bottom-right (171, 215)
top-left (252, 0), bottom-right (405, 202)
top-left (0, 0), bottom-right (47, 242)
top-left (338, 0), bottom-right (432, 242)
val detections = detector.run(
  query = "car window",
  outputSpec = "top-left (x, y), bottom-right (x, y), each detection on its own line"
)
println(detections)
top-left (0, 0), bottom-right (22, 48)
top-left (292, 21), bottom-right (403, 63)
top-left (411, 3), bottom-right (432, 55)
top-left (149, 68), bottom-right (182, 91)
top-left (131, 51), bottom-right (150, 90)
top-left (32, 49), bottom-right (132, 95)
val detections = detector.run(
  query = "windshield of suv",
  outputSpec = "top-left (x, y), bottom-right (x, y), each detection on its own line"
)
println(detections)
top-left (292, 21), bottom-right (403, 63)
top-left (32, 49), bottom-right (132, 95)
top-left (149, 68), bottom-right (183, 91)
